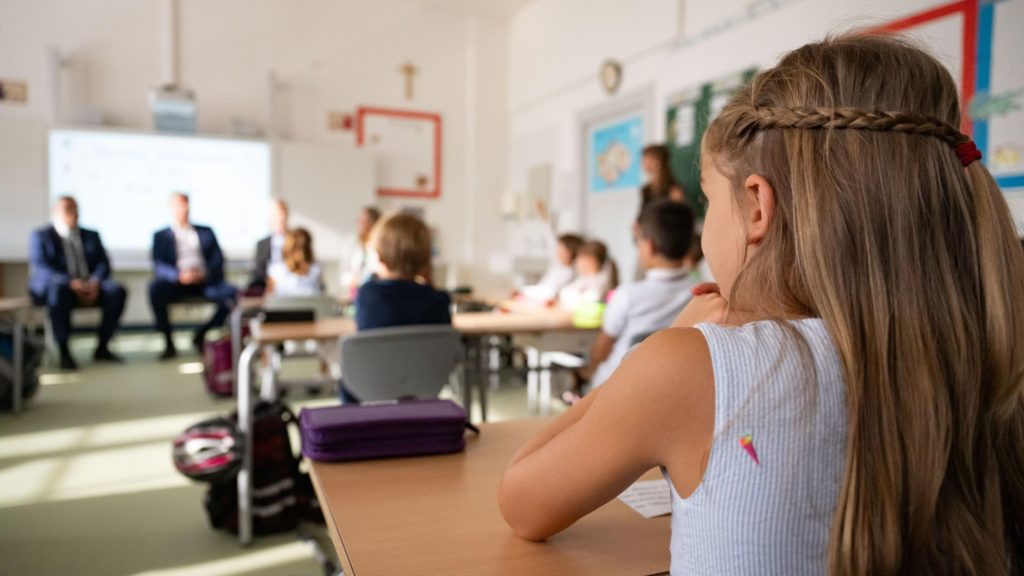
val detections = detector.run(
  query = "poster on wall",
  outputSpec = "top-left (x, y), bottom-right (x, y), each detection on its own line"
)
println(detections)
top-left (587, 114), bottom-right (644, 194)
top-left (869, 0), bottom-right (1024, 224)
top-left (357, 107), bottom-right (442, 198)
top-left (665, 68), bottom-right (757, 219)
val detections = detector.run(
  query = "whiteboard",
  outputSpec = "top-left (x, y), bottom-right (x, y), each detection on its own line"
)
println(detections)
top-left (49, 128), bottom-right (272, 260)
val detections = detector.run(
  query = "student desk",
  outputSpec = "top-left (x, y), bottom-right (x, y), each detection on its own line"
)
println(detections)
top-left (309, 418), bottom-right (671, 576)
top-left (455, 310), bottom-right (598, 417)
top-left (235, 312), bottom-right (597, 545)
top-left (0, 297), bottom-right (33, 414)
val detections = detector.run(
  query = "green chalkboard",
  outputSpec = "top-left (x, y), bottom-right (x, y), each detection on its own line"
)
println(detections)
top-left (665, 68), bottom-right (757, 219)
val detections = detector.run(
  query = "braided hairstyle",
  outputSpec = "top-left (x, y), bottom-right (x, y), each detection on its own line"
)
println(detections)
top-left (704, 34), bottom-right (1024, 575)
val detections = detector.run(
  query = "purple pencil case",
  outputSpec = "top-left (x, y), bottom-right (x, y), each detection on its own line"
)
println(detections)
top-left (299, 399), bottom-right (472, 462)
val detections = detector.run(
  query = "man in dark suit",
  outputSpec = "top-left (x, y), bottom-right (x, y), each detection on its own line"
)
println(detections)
top-left (248, 198), bottom-right (290, 290)
top-left (149, 192), bottom-right (236, 359)
top-left (29, 196), bottom-right (127, 370)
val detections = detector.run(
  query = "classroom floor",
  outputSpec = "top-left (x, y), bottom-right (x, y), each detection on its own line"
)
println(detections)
top-left (0, 331), bottom-right (561, 576)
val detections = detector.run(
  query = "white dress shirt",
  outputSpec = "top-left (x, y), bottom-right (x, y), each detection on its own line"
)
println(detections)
top-left (173, 224), bottom-right (205, 273)
top-left (590, 267), bottom-right (694, 387)
top-left (53, 220), bottom-right (89, 280)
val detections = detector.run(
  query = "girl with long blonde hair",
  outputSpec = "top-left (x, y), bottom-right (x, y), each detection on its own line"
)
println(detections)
top-left (499, 34), bottom-right (1024, 575)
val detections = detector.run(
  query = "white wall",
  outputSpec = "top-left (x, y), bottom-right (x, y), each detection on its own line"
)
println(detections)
top-left (0, 0), bottom-right (508, 293)
top-left (506, 0), bottom-right (1024, 277)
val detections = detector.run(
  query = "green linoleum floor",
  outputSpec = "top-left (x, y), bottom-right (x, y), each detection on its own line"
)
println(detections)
top-left (0, 331), bottom-right (559, 576)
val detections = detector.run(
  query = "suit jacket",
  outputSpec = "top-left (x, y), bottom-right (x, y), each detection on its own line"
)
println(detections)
top-left (152, 225), bottom-right (225, 285)
top-left (249, 235), bottom-right (272, 287)
top-left (28, 225), bottom-right (111, 296)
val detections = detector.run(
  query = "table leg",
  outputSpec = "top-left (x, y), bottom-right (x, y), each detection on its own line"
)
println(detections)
top-left (260, 344), bottom-right (278, 401)
top-left (236, 342), bottom-right (259, 546)
top-left (460, 338), bottom-right (474, 418)
top-left (539, 352), bottom-right (552, 416)
top-left (12, 308), bottom-right (24, 414)
top-left (477, 338), bottom-right (489, 423)
top-left (230, 306), bottom-right (243, 386)
top-left (526, 346), bottom-right (539, 414)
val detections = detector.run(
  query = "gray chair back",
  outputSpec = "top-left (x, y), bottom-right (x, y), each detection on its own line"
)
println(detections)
top-left (263, 295), bottom-right (343, 319)
top-left (341, 325), bottom-right (461, 402)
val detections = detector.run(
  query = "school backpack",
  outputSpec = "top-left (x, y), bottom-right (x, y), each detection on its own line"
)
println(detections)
top-left (202, 337), bottom-right (234, 397)
top-left (0, 326), bottom-right (43, 411)
top-left (173, 401), bottom-right (323, 535)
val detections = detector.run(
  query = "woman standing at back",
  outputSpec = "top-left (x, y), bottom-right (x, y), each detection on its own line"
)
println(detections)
top-left (499, 34), bottom-right (1024, 575)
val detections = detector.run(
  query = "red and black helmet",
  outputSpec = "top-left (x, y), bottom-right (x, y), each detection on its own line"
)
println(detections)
top-left (172, 416), bottom-right (243, 483)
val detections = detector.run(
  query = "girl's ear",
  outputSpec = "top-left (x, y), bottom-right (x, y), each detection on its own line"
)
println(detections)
top-left (742, 174), bottom-right (776, 245)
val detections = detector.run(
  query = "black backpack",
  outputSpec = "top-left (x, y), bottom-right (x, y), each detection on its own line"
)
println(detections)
top-left (201, 401), bottom-right (323, 535)
top-left (0, 326), bottom-right (43, 411)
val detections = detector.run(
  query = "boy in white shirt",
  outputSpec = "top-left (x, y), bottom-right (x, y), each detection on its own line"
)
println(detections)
top-left (565, 199), bottom-right (696, 402)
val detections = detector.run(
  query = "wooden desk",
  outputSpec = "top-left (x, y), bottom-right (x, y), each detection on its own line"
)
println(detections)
top-left (234, 311), bottom-right (597, 546)
top-left (0, 297), bottom-right (32, 414)
top-left (455, 310), bottom-right (598, 416)
top-left (310, 419), bottom-right (671, 576)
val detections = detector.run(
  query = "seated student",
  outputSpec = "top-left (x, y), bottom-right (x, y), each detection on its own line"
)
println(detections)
top-left (340, 206), bottom-right (382, 301)
top-left (149, 192), bottom-right (236, 359)
top-left (248, 199), bottom-right (290, 291)
top-left (354, 212), bottom-right (451, 331)
top-left (519, 233), bottom-right (584, 303)
top-left (557, 240), bottom-right (618, 310)
top-left (28, 196), bottom-right (127, 370)
top-left (499, 35), bottom-right (1024, 573)
top-left (266, 227), bottom-right (324, 298)
top-left (683, 231), bottom-right (708, 282)
top-left (563, 200), bottom-right (695, 403)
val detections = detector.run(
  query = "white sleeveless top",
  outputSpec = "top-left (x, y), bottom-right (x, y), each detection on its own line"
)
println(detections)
top-left (667, 319), bottom-right (847, 575)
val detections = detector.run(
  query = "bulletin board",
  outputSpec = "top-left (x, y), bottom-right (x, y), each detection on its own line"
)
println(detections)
top-left (356, 107), bottom-right (442, 198)
top-left (665, 67), bottom-right (757, 219)
top-left (871, 0), bottom-right (1024, 208)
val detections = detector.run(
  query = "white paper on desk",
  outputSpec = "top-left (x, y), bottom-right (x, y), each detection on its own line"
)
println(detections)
top-left (617, 479), bottom-right (672, 519)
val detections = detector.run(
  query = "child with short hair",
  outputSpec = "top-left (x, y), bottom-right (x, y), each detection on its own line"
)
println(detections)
top-left (354, 212), bottom-right (451, 331)
top-left (499, 35), bottom-right (1024, 574)
top-left (557, 240), bottom-right (618, 310)
top-left (564, 200), bottom-right (695, 403)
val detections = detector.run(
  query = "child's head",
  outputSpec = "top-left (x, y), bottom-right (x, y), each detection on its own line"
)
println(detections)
top-left (635, 199), bottom-right (694, 269)
top-left (556, 234), bottom-right (584, 267)
top-left (283, 227), bottom-right (314, 275)
top-left (575, 240), bottom-right (606, 276)
top-left (372, 212), bottom-right (432, 280)
top-left (641, 144), bottom-right (669, 177)
top-left (701, 34), bottom-right (1024, 572)
top-left (576, 240), bottom-right (618, 289)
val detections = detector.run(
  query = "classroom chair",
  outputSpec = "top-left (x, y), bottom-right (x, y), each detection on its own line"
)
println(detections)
top-left (340, 325), bottom-right (463, 403)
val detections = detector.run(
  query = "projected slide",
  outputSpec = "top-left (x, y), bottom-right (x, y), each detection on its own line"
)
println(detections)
top-left (49, 129), bottom-right (271, 258)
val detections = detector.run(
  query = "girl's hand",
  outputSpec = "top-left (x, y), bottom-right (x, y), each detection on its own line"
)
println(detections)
top-left (673, 283), bottom-right (728, 327)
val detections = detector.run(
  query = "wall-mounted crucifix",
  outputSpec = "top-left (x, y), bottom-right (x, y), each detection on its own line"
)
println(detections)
top-left (398, 61), bottom-right (418, 100)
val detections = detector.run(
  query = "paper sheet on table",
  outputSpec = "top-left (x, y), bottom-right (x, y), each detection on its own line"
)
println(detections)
top-left (617, 479), bottom-right (672, 518)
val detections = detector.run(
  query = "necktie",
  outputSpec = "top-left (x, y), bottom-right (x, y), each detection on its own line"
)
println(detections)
top-left (68, 232), bottom-right (88, 280)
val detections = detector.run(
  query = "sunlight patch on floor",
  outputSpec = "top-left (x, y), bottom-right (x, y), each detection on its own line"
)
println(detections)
top-left (132, 541), bottom-right (315, 576)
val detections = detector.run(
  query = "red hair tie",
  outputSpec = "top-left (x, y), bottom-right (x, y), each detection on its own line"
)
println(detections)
top-left (955, 140), bottom-right (982, 167)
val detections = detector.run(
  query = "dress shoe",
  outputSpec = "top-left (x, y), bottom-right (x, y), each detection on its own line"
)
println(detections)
top-left (59, 352), bottom-right (79, 371)
top-left (93, 345), bottom-right (124, 363)
top-left (192, 331), bottom-right (207, 354)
